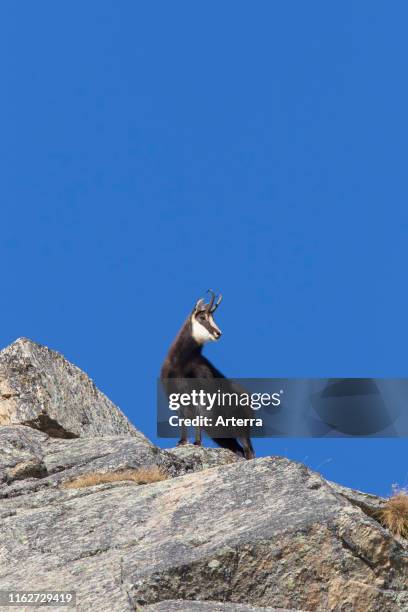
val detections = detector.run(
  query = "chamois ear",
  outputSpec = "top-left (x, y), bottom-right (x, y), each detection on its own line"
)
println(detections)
top-left (193, 298), bottom-right (205, 313)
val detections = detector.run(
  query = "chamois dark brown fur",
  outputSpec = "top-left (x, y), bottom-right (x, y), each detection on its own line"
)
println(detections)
top-left (160, 291), bottom-right (254, 459)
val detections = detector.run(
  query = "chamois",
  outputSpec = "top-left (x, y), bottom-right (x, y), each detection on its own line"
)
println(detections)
top-left (160, 290), bottom-right (254, 459)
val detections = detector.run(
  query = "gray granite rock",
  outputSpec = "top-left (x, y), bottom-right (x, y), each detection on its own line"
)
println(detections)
top-left (0, 339), bottom-right (406, 611)
top-left (327, 480), bottom-right (386, 517)
top-left (143, 601), bottom-right (299, 611)
top-left (0, 338), bottom-right (139, 438)
top-left (0, 426), bottom-right (239, 500)
top-left (0, 446), bottom-right (406, 611)
top-left (165, 443), bottom-right (243, 470)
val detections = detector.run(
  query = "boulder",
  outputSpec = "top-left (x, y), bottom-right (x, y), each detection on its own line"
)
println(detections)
top-left (0, 425), bottom-right (239, 500)
top-left (0, 339), bottom-right (406, 611)
top-left (0, 443), bottom-right (406, 611)
top-left (0, 338), bottom-right (139, 438)
top-left (143, 601), bottom-right (298, 611)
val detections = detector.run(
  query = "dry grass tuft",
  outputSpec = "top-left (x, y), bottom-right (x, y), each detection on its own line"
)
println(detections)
top-left (378, 489), bottom-right (408, 538)
top-left (61, 466), bottom-right (167, 489)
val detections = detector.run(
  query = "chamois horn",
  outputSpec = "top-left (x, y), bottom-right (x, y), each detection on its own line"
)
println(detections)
top-left (206, 289), bottom-right (222, 313)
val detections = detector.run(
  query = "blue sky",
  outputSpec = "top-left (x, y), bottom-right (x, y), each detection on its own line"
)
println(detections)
top-left (1, 2), bottom-right (407, 496)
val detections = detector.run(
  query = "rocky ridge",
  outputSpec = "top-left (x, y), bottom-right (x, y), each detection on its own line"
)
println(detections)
top-left (0, 339), bottom-right (406, 612)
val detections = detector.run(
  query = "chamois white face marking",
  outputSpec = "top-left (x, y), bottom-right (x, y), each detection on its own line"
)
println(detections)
top-left (191, 311), bottom-right (222, 345)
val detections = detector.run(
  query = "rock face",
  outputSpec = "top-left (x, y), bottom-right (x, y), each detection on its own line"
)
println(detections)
top-left (0, 425), bottom-right (241, 498)
top-left (0, 431), bottom-right (407, 611)
top-left (143, 602), bottom-right (295, 611)
top-left (0, 339), bottom-right (407, 612)
top-left (0, 338), bottom-right (138, 438)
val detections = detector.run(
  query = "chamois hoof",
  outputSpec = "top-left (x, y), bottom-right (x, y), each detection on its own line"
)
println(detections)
top-left (193, 441), bottom-right (202, 447)
top-left (176, 440), bottom-right (189, 446)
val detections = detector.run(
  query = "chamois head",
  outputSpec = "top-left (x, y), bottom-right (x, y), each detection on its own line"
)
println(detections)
top-left (191, 290), bottom-right (223, 345)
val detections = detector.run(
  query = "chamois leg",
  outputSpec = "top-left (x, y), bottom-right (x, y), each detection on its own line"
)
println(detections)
top-left (240, 437), bottom-right (255, 460)
top-left (193, 426), bottom-right (202, 446)
top-left (177, 423), bottom-right (188, 446)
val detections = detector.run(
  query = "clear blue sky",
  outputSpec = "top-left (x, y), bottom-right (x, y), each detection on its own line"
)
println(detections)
top-left (1, 3), bottom-right (407, 496)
